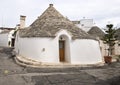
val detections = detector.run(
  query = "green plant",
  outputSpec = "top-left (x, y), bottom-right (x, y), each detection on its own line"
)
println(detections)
top-left (103, 24), bottom-right (117, 56)
top-left (12, 29), bottom-right (18, 37)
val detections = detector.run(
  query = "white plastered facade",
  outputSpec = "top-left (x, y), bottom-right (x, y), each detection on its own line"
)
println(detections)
top-left (15, 29), bottom-right (103, 64)
top-left (0, 33), bottom-right (9, 47)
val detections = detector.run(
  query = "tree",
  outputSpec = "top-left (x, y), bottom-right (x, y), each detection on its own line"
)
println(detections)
top-left (103, 24), bottom-right (117, 56)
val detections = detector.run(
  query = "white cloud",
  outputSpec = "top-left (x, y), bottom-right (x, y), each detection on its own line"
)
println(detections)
top-left (0, 0), bottom-right (120, 28)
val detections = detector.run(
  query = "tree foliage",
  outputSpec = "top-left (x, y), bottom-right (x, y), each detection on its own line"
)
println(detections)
top-left (103, 24), bottom-right (117, 56)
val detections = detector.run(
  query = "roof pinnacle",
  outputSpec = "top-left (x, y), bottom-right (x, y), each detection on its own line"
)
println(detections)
top-left (49, 4), bottom-right (53, 7)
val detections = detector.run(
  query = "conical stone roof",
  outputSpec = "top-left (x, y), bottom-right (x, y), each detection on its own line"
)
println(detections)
top-left (88, 26), bottom-right (105, 39)
top-left (19, 4), bottom-right (95, 40)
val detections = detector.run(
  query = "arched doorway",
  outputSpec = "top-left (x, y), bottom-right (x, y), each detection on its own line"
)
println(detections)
top-left (59, 35), bottom-right (70, 62)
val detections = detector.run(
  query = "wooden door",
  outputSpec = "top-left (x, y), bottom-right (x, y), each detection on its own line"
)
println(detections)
top-left (59, 41), bottom-right (65, 62)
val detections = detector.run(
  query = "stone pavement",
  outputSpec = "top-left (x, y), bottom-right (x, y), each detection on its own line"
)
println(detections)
top-left (0, 47), bottom-right (120, 85)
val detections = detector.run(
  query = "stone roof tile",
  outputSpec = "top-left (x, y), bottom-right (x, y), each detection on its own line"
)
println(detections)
top-left (19, 4), bottom-right (96, 40)
top-left (88, 26), bottom-right (105, 39)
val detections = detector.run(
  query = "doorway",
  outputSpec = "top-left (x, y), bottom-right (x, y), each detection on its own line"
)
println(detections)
top-left (11, 38), bottom-right (15, 47)
top-left (59, 40), bottom-right (65, 62)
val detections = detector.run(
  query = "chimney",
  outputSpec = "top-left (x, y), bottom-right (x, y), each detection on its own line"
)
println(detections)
top-left (20, 15), bottom-right (26, 29)
top-left (49, 4), bottom-right (53, 7)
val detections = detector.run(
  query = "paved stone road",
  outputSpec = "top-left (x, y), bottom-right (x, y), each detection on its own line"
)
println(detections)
top-left (0, 47), bottom-right (120, 85)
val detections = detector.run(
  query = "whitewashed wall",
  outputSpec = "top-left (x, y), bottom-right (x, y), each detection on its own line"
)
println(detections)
top-left (15, 37), bottom-right (59, 63)
top-left (115, 41), bottom-right (120, 55)
top-left (99, 40), bottom-right (109, 57)
top-left (76, 19), bottom-right (93, 32)
top-left (70, 39), bottom-right (103, 64)
top-left (0, 33), bottom-right (9, 47)
top-left (15, 29), bottom-right (103, 64)
top-left (0, 30), bottom-right (2, 33)
top-left (100, 40), bottom-right (120, 56)
top-left (15, 30), bottom-right (72, 63)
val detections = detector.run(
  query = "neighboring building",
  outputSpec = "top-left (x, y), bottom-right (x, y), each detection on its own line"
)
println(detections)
top-left (15, 4), bottom-right (102, 64)
top-left (0, 27), bottom-right (15, 33)
top-left (88, 26), bottom-right (105, 39)
top-left (0, 29), bottom-right (2, 33)
top-left (88, 26), bottom-right (106, 57)
top-left (73, 19), bottom-right (94, 32)
top-left (88, 26), bottom-right (120, 57)
top-left (115, 28), bottom-right (120, 55)
top-left (0, 27), bottom-right (16, 47)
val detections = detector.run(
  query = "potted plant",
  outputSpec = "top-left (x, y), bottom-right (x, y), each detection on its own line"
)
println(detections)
top-left (103, 24), bottom-right (117, 64)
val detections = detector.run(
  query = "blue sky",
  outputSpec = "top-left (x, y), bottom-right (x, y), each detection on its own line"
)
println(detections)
top-left (0, 0), bottom-right (120, 28)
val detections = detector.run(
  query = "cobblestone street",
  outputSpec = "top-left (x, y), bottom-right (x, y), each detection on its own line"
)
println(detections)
top-left (0, 47), bottom-right (120, 85)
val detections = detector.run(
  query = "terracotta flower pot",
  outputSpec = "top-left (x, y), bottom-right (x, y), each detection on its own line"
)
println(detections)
top-left (104, 56), bottom-right (112, 63)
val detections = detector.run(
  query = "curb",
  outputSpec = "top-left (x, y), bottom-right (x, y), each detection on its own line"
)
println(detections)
top-left (14, 55), bottom-right (105, 68)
